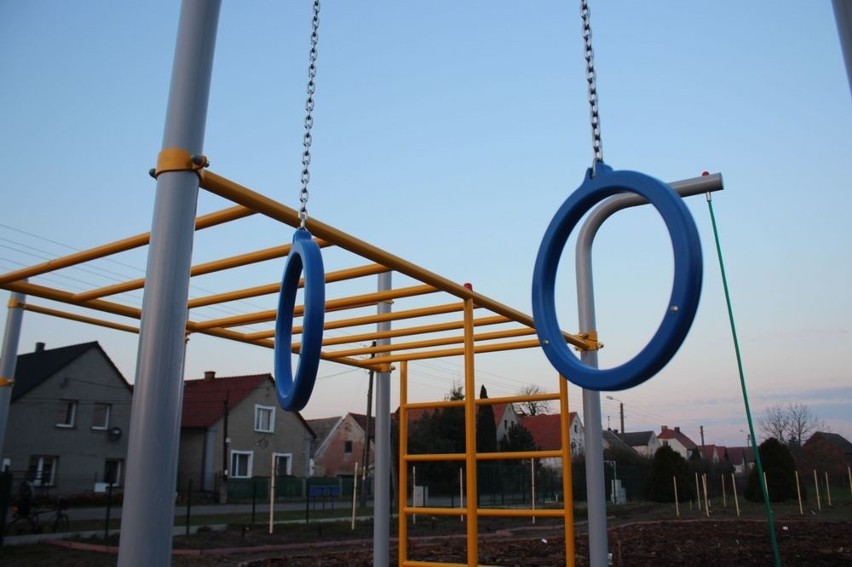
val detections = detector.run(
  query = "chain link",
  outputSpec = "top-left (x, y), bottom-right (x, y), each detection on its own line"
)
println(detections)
top-left (581, 0), bottom-right (603, 174)
top-left (299, 0), bottom-right (320, 228)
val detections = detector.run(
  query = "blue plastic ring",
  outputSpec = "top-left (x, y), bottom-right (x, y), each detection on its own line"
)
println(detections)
top-left (274, 228), bottom-right (325, 411)
top-left (532, 163), bottom-right (703, 391)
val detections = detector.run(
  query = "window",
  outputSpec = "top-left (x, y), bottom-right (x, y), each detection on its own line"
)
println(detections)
top-left (55, 400), bottom-right (77, 428)
top-left (92, 403), bottom-right (111, 430)
top-left (273, 453), bottom-right (292, 476)
top-left (230, 451), bottom-right (253, 478)
top-left (28, 456), bottom-right (57, 486)
top-left (254, 405), bottom-right (275, 433)
top-left (344, 440), bottom-right (353, 454)
top-left (104, 459), bottom-right (123, 486)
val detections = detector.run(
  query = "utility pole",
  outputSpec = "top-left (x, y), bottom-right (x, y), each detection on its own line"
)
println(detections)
top-left (700, 425), bottom-right (705, 447)
top-left (360, 344), bottom-right (376, 508)
top-left (606, 395), bottom-right (625, 435)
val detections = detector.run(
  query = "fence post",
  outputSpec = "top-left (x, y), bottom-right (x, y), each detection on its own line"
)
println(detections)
top-left (185, 479), bottom-right (192, 536)
top-left (105, 482), bottom-right (113, 541)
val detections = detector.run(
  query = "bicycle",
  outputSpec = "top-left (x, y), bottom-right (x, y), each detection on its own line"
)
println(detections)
top-left (5, 497), bottom-right (70, 535)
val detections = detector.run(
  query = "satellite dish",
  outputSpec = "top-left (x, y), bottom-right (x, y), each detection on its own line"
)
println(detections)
top-left (108, 426), bottom-right (122, 441)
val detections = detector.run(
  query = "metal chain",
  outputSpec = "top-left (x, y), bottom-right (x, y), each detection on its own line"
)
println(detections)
top-left (299, 0), bottom-right (320, 228)
top-left (581, 0), bottom-right (603, 173)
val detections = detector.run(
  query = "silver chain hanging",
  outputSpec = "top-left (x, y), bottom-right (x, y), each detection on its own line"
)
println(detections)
top-left (581, 0), bottom-right (603, 174)
top-left (299, 0), bottom-right (320, 228)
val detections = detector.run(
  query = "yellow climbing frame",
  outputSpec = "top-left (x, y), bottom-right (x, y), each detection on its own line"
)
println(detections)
top-left (0, 167), bottom-right (594, 566)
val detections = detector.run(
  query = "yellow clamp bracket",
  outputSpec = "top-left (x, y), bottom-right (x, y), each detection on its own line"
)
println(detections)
top-left (8, 298), bottom-right (24, 309)
top-left (149, 147), bottom-right (209, 180)
top-left (574, 330), bottom-right (603, 352)
top-left (0, 376), bottom-right (14, 388)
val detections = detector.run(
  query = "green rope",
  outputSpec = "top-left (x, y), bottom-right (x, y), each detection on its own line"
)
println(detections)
top-left (706, 193), bottom-right (782, 566)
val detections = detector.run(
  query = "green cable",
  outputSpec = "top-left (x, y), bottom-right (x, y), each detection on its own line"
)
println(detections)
top-left (706, 193), bottom-right (782, 566)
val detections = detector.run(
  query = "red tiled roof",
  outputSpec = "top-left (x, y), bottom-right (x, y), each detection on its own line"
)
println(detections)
top-left (181, 373), bottom-right (271, 428)
top-left (518, 412), bottom-right (577, 451)
top-left (658, 426), bottom-right (697, 449)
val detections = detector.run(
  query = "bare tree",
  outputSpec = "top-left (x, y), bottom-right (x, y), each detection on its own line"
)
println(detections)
top-left (758, 402), bottom-right (824, 451)
top-left (514, 384), bottom-right (552, 416)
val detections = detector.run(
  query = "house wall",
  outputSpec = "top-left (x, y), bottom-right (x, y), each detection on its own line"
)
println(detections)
top-left (178, 379), bottom-right (314, 495)
top-left (314, 414), bottom-right (370, 477)
top-left (5, 349), bottom-right (132, 495)
top-left (570, 416), bottom-right (585, 455)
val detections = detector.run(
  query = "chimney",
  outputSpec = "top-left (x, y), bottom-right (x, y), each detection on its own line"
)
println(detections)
top-left (35, 342), bottom-right (45, 352)
top-left (204, 370), bottom-right (215, 380)
top-left (674, 426), bottom-right (681, 433)
top-left (661, 425), bottom-right (669, 431)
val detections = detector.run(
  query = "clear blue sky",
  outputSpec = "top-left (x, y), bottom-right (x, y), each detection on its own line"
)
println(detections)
top-left (1, 1), bottom-right (849, 448)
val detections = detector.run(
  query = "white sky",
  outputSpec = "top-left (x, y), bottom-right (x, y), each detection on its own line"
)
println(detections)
top-left (1, 1), bottom-right (850, 448)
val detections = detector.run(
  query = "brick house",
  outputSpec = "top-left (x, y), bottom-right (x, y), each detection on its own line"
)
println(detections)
top-left (178, 371), bottom-right (315, 496)
top-left (308, 413), bottom-right (375, 477)
top-left (518, 412), bottom-right (584, 469)
top-left (2, 341), bottom-right (132, 495)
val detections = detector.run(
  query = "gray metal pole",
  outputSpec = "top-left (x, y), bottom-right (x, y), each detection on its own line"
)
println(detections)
top-left (373, 272), bottom-right (392, 566)
top-left (575, 173), bottom-right (722, 567)
top-left (834, 0), bottom-right (852, 97)
top-left (0, 288), bottom-right (26, 464)
top-left (117, 2), bottom-right (220, 566)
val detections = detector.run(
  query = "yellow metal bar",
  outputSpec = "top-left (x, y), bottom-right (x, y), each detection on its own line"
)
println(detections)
top-left (476, 508), bottom-right (568, 518)
top-left (323, 327), bottom-right (536, 359)
top-left (323, 303), bottom-right (464, 333)
top-left (187, 264), bottom-right (388, 310)
top-left (475, 450), bottom-right (562, 461)
top-left (404, 453), bottom-right (467, 462)
top-left (0, 377), bottom-right (14, 388)
top-left (0, 205), bottom-right (253, 287)
top-left (403, 562), bottom-right (468, 567)
top-left (200, 170), bottom-right (595, 350)
top-left (22, 304), bottom-right (140, 334)
top-left (462, 298), bottom-right (478, 566)
top-left (367, 338), bottom-right (542, 365)
top-left (399, 361), bottom-right (409, 567)
top-left (559, 375), bottom-right (576, 567)
top-left (320, 315), bottom-right (509, 348)
top-left (3, 281), bottom-right (142, 320)
top-left (401, 506), bottom-right (466, 517)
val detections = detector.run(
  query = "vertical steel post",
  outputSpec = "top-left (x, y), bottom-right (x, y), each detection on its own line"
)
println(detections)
top-left (0, 288), bottom-right (25, 463)
top-left (834, 0), bottom-right (852, 96)
top-left (575, 174), bottom-right (723, 567)
top-left (117, 2), bottom-right (220, 565)
top-left (373, 271), bottom-right (392, 566)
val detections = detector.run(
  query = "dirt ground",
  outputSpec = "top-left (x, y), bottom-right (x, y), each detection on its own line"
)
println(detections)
top-left (3, 508), bottom-right (851, 566)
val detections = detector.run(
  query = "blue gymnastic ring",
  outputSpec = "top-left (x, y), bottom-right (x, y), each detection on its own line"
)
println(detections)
top-left (275, 228), bottom-right (325, 411)
top-left (532, 162), bottom-right (703, 391)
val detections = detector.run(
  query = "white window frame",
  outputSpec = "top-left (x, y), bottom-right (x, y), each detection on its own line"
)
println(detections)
top-left (254, 404), bottom-right (275, 433)
top-left (272, 452), bottom-right (293, 476)
top-left (104, 459), bottom-right (123, 486)
top-left (91, 403), bottom-right (111, 430)
top-left (55, 400), bottom-right (77, 428)
top-left (29, 456), bottom-right (57, 486)
top-left (230, 450), bottom-right (253, 479)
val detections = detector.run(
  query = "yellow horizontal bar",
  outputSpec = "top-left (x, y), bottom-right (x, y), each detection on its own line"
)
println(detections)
top-left (200, 170), bottom-right (593, 350)
top-left (321, 314), bottom-right (509, 348)
top-left (401, 506), bottom-right (465, 516)
top-left (3, 281), bottom-right (142, 320)
top-left (405, 453), bottom-right (466, 462)
top-left (22, 304), bottom-right (140, 334)
top-left (324, 327), bottom-right (536, 359)
top-left (404, 450), bottom-right (562, 463)
top-left (0, 205), bottom-right (253, 287)
top-left (368, 338), bottom-right (542, 365)
top-left (402, 562), bottom-right (468, 567)
top-left (188, 263), bottom-right (388, 310)
top-left (477, 508), bottom-right (567, 518)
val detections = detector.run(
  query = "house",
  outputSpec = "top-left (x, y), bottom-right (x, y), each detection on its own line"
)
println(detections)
top-left (178, 371), bottom-right (315, 497)
top-left (618, 430), bottom-right (660, 457)
top-left (657, 425), bottom-right (700, 461)
top-left (2, 341), bottom-right (132, 495)
top-left (493, 403), bottom-right (521, 442)
top-left (799, 431), bottom-right (852, 477)
top-left (698, 444), bottom-right (724, 464)
top-left (727, 446), bottom-right (754, 475)
top-left (518, 412), bottom-right (585, 469)
top-left (308, 412), bottom-right (375, 477)
top-left (603, 429), bottom-right (639, 456)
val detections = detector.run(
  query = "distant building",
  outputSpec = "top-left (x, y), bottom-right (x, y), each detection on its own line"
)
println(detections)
top-left (308, 412), bottom-right (374, 477)
top-left (178, 371), bottom-right (315, 496)
top-left (2, 341), bottom-right (132, 495)
top-left (519, 412), bottom-right (584, 469)
top-left (799, 431), bottom-right (852, 477)
top-left (618, 430), bottom-right (660, 457)
top-left (657, 425), bottom-right (700, 461)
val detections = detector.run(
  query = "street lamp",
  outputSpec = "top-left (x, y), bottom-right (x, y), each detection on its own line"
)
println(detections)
top-left (606, 395), bottom-right (625, 435)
